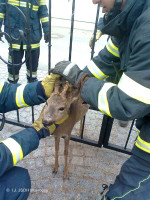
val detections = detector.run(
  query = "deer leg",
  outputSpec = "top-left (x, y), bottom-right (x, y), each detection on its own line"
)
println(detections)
top-left (53, 136), bottom-right (60, 174)
top-left (63, 136), bottom-right (70, 179)
top-left (79, 118), bottom-right (83, 137)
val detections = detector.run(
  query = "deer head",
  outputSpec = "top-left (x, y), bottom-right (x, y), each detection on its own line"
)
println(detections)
top-left (42, 79), bottom-right (80, 127)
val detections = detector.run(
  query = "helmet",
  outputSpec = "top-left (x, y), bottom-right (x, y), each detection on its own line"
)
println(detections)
top-left (103, 0), bottom-right (123, 25)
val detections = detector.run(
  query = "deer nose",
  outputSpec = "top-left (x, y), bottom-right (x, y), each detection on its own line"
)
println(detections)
top-left (42, 119), bottom-right (54, 127)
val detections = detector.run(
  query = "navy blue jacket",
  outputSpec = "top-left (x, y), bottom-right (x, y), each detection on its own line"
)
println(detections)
top-left (0, 0), bottom-right (49, 50)
top-left (0, 81), bottom-right (45, 176)
top-left (82, 0), bottom-right (150, 161)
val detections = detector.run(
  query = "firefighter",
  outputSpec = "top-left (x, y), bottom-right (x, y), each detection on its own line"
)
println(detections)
top-left (0, 73), bottom-right (69, 200)
top-left (0, 0), bottom-right (49, 83)
top-left (89, 16), bottom-right (129, 128)
top-left (51, 0), bottom-right (150, 199)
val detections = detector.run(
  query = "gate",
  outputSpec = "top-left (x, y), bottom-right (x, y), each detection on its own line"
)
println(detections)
top-left (0, 0), bottom-right (137, 155)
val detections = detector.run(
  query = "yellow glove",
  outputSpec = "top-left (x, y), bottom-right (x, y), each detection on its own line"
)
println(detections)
top-left (32, 106), bottom-right (56, 139)
top-left (32, 106), bottom-right (69, 139)
top-left (89, 30), bottom-right (102, 49)
top-left (41, 73), bottom-right (60, 98)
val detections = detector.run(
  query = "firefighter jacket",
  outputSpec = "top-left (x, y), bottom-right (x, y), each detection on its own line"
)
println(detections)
top-left (0, 0), bottom-right (49, 50)
top-left (82, 0), bottom-right (150, 161)
top-left (0, 81), bottom-right (45, 176)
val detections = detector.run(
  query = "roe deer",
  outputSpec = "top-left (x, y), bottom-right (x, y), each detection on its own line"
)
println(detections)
top-left (42, 79), bottom-right (89, 178)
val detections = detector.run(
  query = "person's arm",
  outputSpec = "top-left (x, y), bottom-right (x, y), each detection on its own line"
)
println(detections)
top-left (0, 74), bottom-right (60, 113)
top-left (0, 81), bottom-right (45, 113)
top-left (86, 36), bottom-right (120, 80)
top-left (51, 20), bottom-right (150, 121)
top-left (0, 128), bottom-right (39, 176)
top-left (82, 22), bottom-right (150, 120)
top-left (38, 0), bottom-right (49, 42)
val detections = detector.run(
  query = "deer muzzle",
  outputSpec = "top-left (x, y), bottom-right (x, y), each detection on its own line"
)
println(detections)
top-left (42, 119), bottom-right (54, 127)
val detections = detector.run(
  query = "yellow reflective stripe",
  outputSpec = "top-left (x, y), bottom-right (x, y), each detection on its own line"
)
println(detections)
top-left (8, 73), bottom-right (19, 81)
top-left (106, 38), bottom-right (120, 58)
top-left (27, 70), bottom-right (37, 78)
top-left (55, 114), bottom-right (69, 125)
top-left (98, 82), bottom-right (116, 117)
top-left (8, 73), bottom-right (19, 79)
top-left (31, 43), bottom-right (40, 49)
top-left (135, 135), bottom-right (150, 153)
top-left (8, 1), bottom-right (38, 8)
top-left (2, 138), bottom-right (23, 165)
top-left (20, 2), bottom-right (31, 7)
top-left (41, 17), bottom-right (49, 23)
top-left (8, 0), bottom-right (19, 6)
top-left (118, 73), bottom-right (150, 104)
top-left (8, 43), bottom-right (20, 49)
top-left (16, 84), bottom-right (29, 108)
top-left (23, 43), bottom-right (40, 50)
top-left (32, 5), bottom-right (39, 11)
top-left (87, 60), bottom-right (109, 80)
top-left (39, 0), bottom-right (46, 5)
top-left (0, 13), bottom-right (5, 18)
top-left (0, 82), bottom-right (4, 94)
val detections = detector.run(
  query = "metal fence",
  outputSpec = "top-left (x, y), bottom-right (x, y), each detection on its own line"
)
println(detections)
top-left (0, 0), bottom-right (136, 155)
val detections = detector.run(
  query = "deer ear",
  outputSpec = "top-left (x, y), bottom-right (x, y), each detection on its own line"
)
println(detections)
top-left (54, 79), bottom-right (61, 93)
top-left (67, 87), bottom-right (80, 102)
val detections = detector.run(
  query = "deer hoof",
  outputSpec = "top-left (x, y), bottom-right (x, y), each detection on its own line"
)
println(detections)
top-left (63, 173), bottom-right (69, 179)
top-left (53, 171), bottom-right (57, 175)
top-left (53, 168), bottom-right (58, 174)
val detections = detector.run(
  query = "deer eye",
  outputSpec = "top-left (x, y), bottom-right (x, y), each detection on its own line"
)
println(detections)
top-left (59, 107), bottom-right (64, 111)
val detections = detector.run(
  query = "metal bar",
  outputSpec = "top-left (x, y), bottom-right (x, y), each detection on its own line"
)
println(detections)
top-left (0, 117), bottom-right (31, 128)
top-left (0, 114), bottom-right (5, 131)
top-left (31, 107), bottom-right (34, 123)
top-left (52, 16), bottom-right (101, 25)
top-left (91, 3), bottom-right (100, 59)
top-left (48, 0), bottom-right (52, 74)
top-left (124, 120), bottom-right (135, 149)
top-left (26, 0), bottom-right (32, 82)
top-left (69, 0), bottom-right (75, 61)
top-left (104, 143), bottom-right (132, 155)
top-left (98, 115), bottom-right (109, 147)
top-left (0, 117), bottom-right (132, 154)
top-left (103, 116), bottom-right (114, 146)
top-left (80, 115), bottom-right (85, 139)
top-left (70, 135), bottom-right (99, 147)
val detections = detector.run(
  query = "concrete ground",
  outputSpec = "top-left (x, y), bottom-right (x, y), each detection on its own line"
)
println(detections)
top-left (0, 26), bottom-right (137, 200)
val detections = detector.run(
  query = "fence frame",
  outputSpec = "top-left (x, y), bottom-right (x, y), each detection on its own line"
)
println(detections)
top-left (0, 0), bottom-right (133, 156)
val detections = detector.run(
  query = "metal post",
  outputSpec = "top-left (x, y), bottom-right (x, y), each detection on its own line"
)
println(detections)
top-left (69, 0), bottom-right (75, 61)
top-left (91, 3), bottom-right (100, 59)
top-left (48, 0), bottom-right (52, 74)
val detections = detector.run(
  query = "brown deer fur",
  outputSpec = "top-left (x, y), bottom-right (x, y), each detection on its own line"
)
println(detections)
top-left (42, 79), bottom-right (89, 178)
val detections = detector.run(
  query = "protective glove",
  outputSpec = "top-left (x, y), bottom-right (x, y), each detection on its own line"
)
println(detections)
top-left (89, 30), bottom-right (102, 49)
top-left (44, 32), bottom-right (49, 43)
top-left (41, 73), bottom-right (60, 98)
top-left (32, 106), bottom-right (55, 139)
top-left (51, 61), bottom-right (88, 87)
top-left (32, 106), bottom-right (69, 139)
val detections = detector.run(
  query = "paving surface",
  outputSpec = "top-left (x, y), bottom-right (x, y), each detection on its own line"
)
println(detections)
top-left (0, 26), bottom-right (137, 200)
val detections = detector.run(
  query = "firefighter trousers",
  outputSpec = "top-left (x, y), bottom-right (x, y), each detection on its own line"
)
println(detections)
top-left (7, 45), bottom-right (40, 83)
top-left (105, 154), bottom-right (150, 200)
top-left (0, 166), bottom-right (31, 200)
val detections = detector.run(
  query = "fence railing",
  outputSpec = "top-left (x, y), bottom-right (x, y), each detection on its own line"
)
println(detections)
top-left (0, 0), bottom-right (136, 155)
